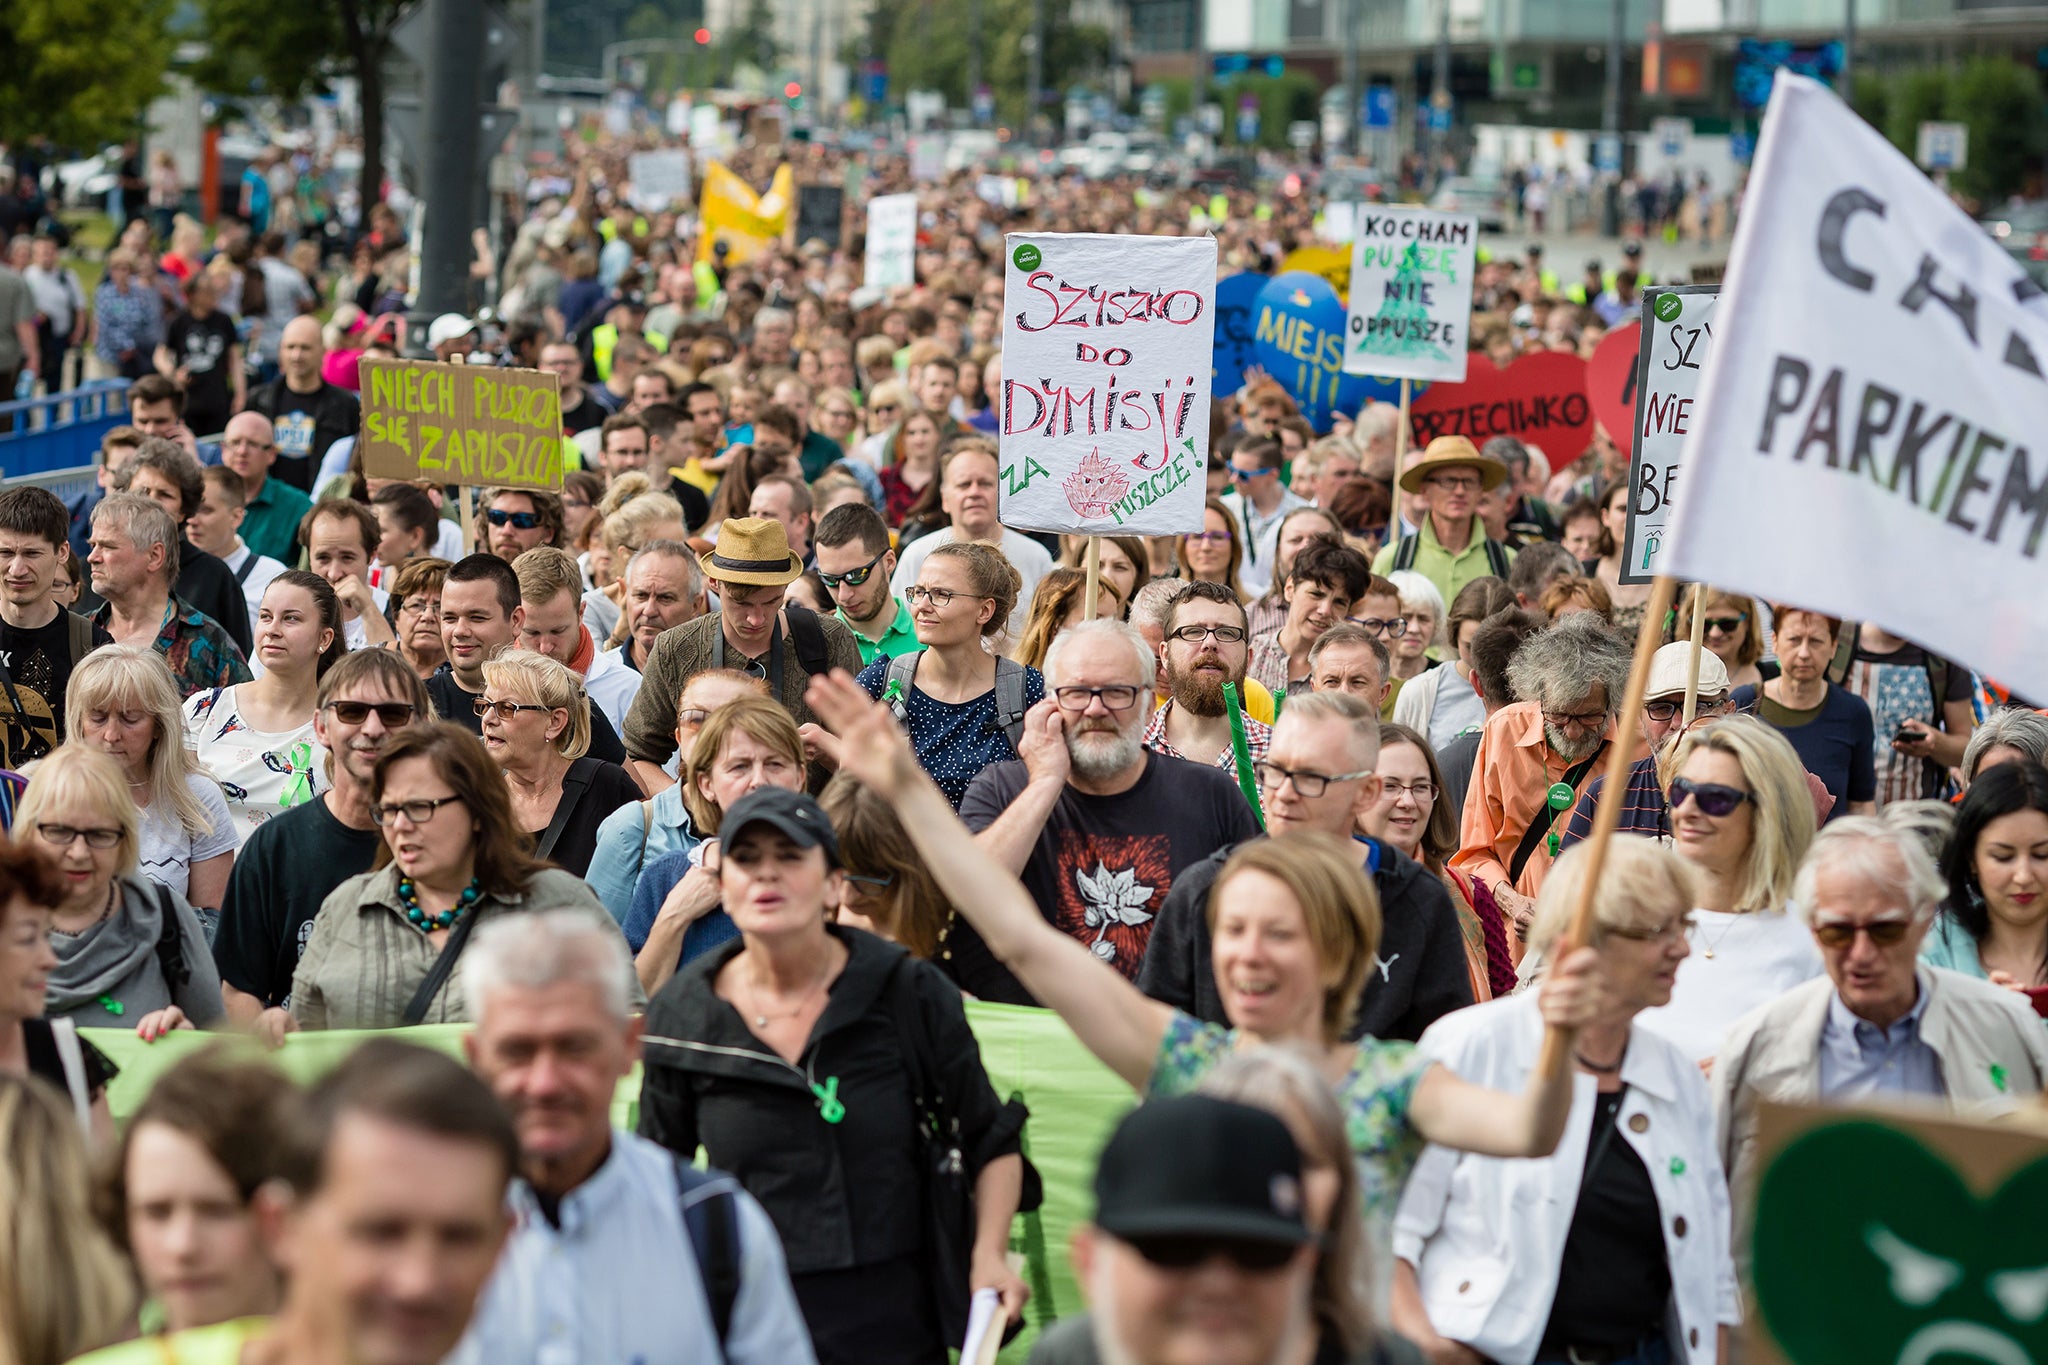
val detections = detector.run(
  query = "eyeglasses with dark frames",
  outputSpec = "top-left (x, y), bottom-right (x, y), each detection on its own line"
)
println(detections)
top-left (370, 795), bottom-right (465, 827)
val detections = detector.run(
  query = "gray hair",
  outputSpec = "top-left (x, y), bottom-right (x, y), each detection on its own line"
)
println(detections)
top-left (753, 306), bottom-right (794, 331)
top-left (462, 908), bottom-right (636, 1023)
top-left (1506, 613), bottom-right (1631, 712)
top-left (1274, 689), bottom-right (1381, 769)
top-left (90, 493), bottom-right (180, 583)
top-left (1384, 570), bottom-right (1445, 647)
top-left (1791, 813), bottom-right (1949, 925)
top-left (1043, 618), bottom-right (1156, 691)
top-left (1963, 708), bottom-right (2048, 781)
top-left (1127, 578), bottom-right (1185, 632)
top-left (626, 538), bottom-right (704, 597)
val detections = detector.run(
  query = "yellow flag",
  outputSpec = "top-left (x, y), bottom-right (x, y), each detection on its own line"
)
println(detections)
top-left (696, 161), bottom-right (794, 264)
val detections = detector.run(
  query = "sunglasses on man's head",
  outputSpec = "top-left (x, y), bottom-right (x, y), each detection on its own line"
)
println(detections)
top-left (486, 509), bottom-right (542, 529)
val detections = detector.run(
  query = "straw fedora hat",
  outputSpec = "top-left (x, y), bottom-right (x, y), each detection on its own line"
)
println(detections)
top-left (1398, 435), bottom-right (1510, 495)
top-left (698, 517), bottom-right (803, 587)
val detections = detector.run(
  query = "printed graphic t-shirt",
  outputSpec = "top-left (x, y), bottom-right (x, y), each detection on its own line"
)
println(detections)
top-left (182, 685), bottom-right (329, 849)
top-left (0, 610), bottom-right (73, 763)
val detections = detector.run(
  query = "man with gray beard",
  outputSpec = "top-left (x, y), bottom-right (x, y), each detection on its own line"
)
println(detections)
top-left (1450, 612), bottom-right (1633, 944)
top-left (1142, 581), bottom-right (1271, 771)
top-left (958, 620), bottom-right (1261, 1004)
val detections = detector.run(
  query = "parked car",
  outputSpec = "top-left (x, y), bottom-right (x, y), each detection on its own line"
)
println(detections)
top-left (1429, 175), bottom-right (1509, 230)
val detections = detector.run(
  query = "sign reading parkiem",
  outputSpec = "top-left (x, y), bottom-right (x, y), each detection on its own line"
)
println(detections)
top-left (358, 357), bottom-right (566, 491)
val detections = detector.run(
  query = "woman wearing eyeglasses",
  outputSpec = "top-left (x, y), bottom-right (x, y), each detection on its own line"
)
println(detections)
top-left (819, 773), bottom-right (955, 965)
top-left (1674, 590), bottom-right (1773, 693)
top-left (856, 542), bottom-right (1045, 808)
top-left (475, 650), bottom-right (641, 880)
top-left (812, 385), bottom-right (863, 454)
top-left (388, 556), bottom-right (451, 681)
top-left (878, 408), bottom-right (945, 528)
top-left (1175, 498), bottom-right (1247, 599)
top-left (184, 572), bottom-right (344, 852)
top-left (1633, 716), bottom-right (1824, 1066)
top-left (1393, 838), bottom-right (1739, 1365)
top-left (290, 723), bottom-right (628, 1030)
top-left (1010, 568), bottom-right (1126, 672)
top-left (16, 745), bottom-right (224, 1038)
top-left (66, 647), bottom-right (236, 919)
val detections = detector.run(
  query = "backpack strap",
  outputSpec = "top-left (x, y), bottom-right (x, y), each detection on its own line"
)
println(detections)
top-left (785, 603), bottom-right (830, 677)
top-left (1507, 751), bottom-right (1602, 886)
top-left (993, 656), bottom-right (1028, 750)
top-left (1825, 622), bottom-right (1859, 686)
top-left (635, 798), bottom-right (656, 879)
top-left (233, 551), bottom-right (260, 585)
top-left (884, 650), bottom-right (921, 724)
top-left (672, 1160), bottom-right (743, 1360)
top-left (1483, 539), bottom-right (1511, 579)
top-left (65, 610), bottom-right (93, 665)
top-left (149, 881), bottom-right (192, 997)
top-left (1392, 533), bottom-right (1420, 572)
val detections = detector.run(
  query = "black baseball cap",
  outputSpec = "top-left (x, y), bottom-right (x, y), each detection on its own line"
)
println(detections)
top-left (721, 787), bottom-right (842, 868)
top-left (1622, 240), bottom-right (1643, 259)
top-left (1092, 1096), bottom-right (1313, 1247)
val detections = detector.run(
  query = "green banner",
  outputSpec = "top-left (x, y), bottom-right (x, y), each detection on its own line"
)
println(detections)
top-left (83, 1002), bottom-right (1134, 1359)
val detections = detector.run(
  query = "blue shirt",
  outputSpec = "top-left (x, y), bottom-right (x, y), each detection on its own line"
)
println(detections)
top-left (1817, 977), bottom-right (1945, 1100)
top-left (622, 845), bottom-right (739, 964)
top-left (856, 653), bottom-right (1044, 808)
top-left (586, 783), bottom-right (697, 926)
top-left (447, 1129), bottom-right (815, 1365)
top-left (1921, 911), bottom-right (1990, 979)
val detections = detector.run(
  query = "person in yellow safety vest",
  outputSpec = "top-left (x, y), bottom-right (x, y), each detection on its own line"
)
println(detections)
top-left (1565, 259), bottom-right (1605, 306)
top-left (1524, 244), bottom-right (1561, 297)
top-left (589, 297), bottom-right (669, 384)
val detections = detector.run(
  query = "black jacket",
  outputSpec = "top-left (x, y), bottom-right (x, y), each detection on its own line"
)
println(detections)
top-left (638, 925), bottom-right (1024, 1277)
top-left (1135, 836), bottom-right (1474, 1043)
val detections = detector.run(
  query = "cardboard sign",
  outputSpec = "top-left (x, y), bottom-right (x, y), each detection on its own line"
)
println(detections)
top-left (626, 149), bottom-right (693, 212)
top-left (795, 184), bottom-right (845, 248)
top-left (1250, 271), bottom-right (1401, 432)
top-left (1747, 1100), bottom-right (2048, 1365)
top-left (1620, 288), bottom-right (1717, 583)
top-left (695, 162), bottom-right (792, 265)
top-left (1585, 319), bottom-right (1641, 449)
top-left (999, 232), bottom-right (1216, 536)
top-left (1342, 206), bottom-right (1477, 383)
top-left (359, 357), bottom-right (564, 490)
top-left (1407, 348), bottom-right (1593, 461)
top-left (864, 192), bottom-right (918, 290)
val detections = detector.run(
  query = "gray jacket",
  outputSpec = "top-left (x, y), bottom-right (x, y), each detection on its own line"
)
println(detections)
top-left (47, 873), bottom-right (225, 1030)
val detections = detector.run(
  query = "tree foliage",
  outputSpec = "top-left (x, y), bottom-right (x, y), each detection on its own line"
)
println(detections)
top-left (1871, 58), bottom-right (2048, 204)
top-left (880, 0), bottom-right (1106, 127)
top-left (0, 0), bottom-right (176, 149)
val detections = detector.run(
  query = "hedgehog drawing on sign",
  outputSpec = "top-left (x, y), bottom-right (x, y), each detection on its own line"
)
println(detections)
top-left (1063, 448), bottom-right (1133, 521)
top-left (1354, 243), bottom-right (1454, 365)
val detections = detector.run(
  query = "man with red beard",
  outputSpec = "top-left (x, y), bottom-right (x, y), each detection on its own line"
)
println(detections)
top-left (1142, 581), bottom-right (1270, 771)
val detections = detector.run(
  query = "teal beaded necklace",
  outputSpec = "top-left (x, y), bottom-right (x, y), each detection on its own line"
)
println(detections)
top-left (398, 876), bottom-right (482, 931)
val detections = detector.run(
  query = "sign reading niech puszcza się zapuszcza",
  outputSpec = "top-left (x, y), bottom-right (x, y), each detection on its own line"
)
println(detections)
top-left (998, 233), bottom-right (1216, 537)
top-left (1342, 206), bottom-right (1477, 384)
top-left (359, 357), bottom-right (565, 491)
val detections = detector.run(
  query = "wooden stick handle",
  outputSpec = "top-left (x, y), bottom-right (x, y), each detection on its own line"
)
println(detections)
top-left (1682, 582), bottom-right (1710, 728)
top-left (1083, 535), bottom-right (1100, 621)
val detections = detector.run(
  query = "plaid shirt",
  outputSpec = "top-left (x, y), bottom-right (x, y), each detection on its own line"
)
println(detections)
top-left (92, 595), bottom-right (251, 699)
top-left (1247, 628), bottom-right (1299, 698)
top-left (1143, 697), bottom-right (1272, 771)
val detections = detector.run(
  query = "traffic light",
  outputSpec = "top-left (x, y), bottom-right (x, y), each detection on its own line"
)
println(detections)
top-left (694, 26), bottom-right (711, 43)
top-left (784, 80), bottom-right (803, 102)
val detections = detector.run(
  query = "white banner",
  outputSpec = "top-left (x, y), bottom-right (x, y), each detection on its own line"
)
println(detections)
top-left (998, 232), bottom-right (1216, 536)
top-left (863, 193), bottom-right (918, 291)
top-left (626, 149), bottom-right (694, 213)
top-left (1666, 73), bottom-right (2048, 701)
top-left (1341, 206), bottom-right (1476, 383)
top-left (1620, 287), bottom-right (1717, 584)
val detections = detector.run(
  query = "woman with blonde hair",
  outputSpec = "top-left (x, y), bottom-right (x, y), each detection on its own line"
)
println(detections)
top-left (65, 647), bottom-right (234, 912)
top-left (477, 649), bottom-right (641, 879)
top-left (14, 745), bottom-right (223, 1037)
top-left (0, 1073), bottom-right (136, 1365)
top-left (1010, 567), bottom-right (1125, 672)
top-left (820, 773), bottom-right (952, 964)
top-left (1539, 574), bottom-right (1616, 625)
top-left (1674, 589), bottom-right (1772, 692)
top-left (1637, 714), bottom-right (1823, 1064)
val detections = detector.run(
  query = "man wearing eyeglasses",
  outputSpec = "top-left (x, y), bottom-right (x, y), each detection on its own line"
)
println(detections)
top-left (215, 650), bottom-right (432, 1045)
top-left (1141, 582), bottom-right (1270, 770)
top-left (1217, 437), bottom-right (1307, 599)
top-left (1713, 815), bottom-right (2048, 1263)
top-left (813, 504), bottom-right (916, 667)
top-left (1371, 436), bottom-right (1516, 611)
top-left (958, 620), bottom-right (1260, 1000)
top-left (1560, 643), bottom-right (1737, 852)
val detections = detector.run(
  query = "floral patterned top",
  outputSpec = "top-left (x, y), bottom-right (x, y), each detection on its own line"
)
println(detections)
top-left (1149, 1009), bottom-right (1430, 1311)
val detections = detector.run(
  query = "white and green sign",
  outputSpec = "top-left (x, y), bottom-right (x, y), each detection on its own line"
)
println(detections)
top-left (1341, 206), bottom-right (1476, 384)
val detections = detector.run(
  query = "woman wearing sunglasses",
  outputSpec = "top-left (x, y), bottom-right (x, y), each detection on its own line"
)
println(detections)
top-left (1674, 590), bottom-right (1773, 693)
top-left (856, 542), bottom-right (1045, 808)
top-left (183, 572), bottom-right (346, 854)
top-left (475, 650), bottom-right (641, 880)
top-left (291, 723), bottom-right (626, 1029)
top-left (1176, 498), bottom-right (1248, 600)
top-left (14, 745), bottom-right (224, 1039)
top-left (819, 773), bottom-right (954, 966)
top-left (1634, 716), bottom-right (1824, 1066)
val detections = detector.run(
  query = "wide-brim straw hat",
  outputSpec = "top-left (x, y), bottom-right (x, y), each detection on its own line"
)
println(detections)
top-left (698, 517), bottom-right (803, 587)
top-left (1398, 435), bottom-right (1510, 495)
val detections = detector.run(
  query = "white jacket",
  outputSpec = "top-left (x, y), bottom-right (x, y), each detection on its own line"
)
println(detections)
top-left (1393, 992), bottom-right (1740, 1365)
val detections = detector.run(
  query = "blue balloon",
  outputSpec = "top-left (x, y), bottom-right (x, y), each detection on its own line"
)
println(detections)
top-left (1249, 272), bottom-right (1403, 431)
top-left (1212, 272), bottom-right (1268, 402)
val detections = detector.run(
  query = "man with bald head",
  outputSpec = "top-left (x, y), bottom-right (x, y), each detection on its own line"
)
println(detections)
top-left (219, 410), bottom-right (314, 563)
top-left (249, 314), bottom-right (359, 493)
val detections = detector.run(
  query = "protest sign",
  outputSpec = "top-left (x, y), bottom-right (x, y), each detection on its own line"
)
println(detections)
top-left (1664, 73), bottom-right (2048, 700)
top-left (864, 192), bottom-right (918, 290)
top-left (359, 357), bottom-right (564, 491)
top-left (796, 183), bottom-right (845, 247)
top-left (998, 232), bottom-right (1216, 536)
top-left (1746, 1100), bottom-right (2048, 1365)
top-left (1211, 271), bottom-right (1268, 399)
top-left (1407, 348), bottom-right (1593, 458)
top-left (1585, 319), bottom-right (1641, 448)
top-left (695, 161), bottom-right (792, 265)
top-left (625, 148), bottom-right (693, 212)
top-left (1251, 272), bottom-right (1400, 432)
top-left (1342, 206), bottom-right (1477, 383)
top-left (1619, 288), bottom-right (1717, 583)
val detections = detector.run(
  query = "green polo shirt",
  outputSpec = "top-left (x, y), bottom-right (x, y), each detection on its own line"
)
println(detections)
top-left (1372, 515), bottom-right (1517, 609)
top-left (838, 597), bottom-right (920, 667)
top-left (239, 475), bottom-right (314, 567)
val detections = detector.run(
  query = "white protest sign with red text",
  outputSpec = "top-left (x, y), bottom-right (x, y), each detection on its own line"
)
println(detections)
top-left (998, 233), bottom-right (1216, 536)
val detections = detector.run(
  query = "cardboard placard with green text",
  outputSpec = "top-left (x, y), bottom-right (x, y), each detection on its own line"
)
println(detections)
top-left (358, 357), bottom-right (565, 491)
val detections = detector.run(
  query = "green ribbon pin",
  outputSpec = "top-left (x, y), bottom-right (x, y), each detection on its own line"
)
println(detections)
top-left (812, 1076), bottom-right (846, 1123)
top-left (1991, 1062), bottom-right (2010, 1093)
top-left (1670, 1156), bottom-right (1687, 1176)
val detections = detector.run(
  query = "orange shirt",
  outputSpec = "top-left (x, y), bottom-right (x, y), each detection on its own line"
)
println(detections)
top-left (1451, 701), bottom-right (1620, 903)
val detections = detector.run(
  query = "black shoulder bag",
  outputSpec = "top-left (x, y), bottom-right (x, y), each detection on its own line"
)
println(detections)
top-left (1507, 752), bottom-right (1603, 886)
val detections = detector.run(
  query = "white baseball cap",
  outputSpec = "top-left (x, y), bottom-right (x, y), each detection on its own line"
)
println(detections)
top-left (427, 313), bottom-right (477, 349)
top-left (1645, 641), bottom-right (1731, 701)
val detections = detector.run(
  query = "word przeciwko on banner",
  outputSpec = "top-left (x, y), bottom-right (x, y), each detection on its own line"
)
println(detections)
top-left (1664, 73), bottom-right (2048, 701)
top-left (999, 233), bottom-right (1217, 537)
top-left (359, 357), bottom-right (564, 491)
top-left (1342, 206), bottom-right (1477, 384)
top-left (1621, 287), bottom-right (1718, 584)
top-left (864, 192), bottom-right (918, 291)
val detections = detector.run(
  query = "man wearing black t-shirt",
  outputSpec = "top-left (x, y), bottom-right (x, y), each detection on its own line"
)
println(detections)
top-left (214, 651), bottom-right (432, 1038)
top-left (155, 273), bottom-right (243, 437)
top-left (958, 620), bottom-right (1260, 1003)
top-left (542, 339), bottom-right (606, 436)
top-left (248, 315), bottom-right (358, 492)
top-left (0, 486), bottom-right (93, 765)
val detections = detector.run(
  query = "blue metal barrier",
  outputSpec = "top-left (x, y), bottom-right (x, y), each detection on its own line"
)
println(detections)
top-left (0, 381), bottom-right (133, 482)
